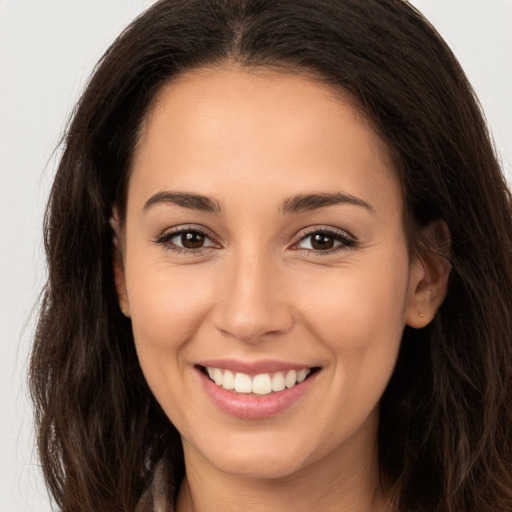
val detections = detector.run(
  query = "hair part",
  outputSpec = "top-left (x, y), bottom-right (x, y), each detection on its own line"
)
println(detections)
top-left (31, 1), bottom-right (512, 511)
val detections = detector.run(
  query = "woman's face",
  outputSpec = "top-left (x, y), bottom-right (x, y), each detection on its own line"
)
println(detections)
top-left (115, 67), bottom-right (430, 480)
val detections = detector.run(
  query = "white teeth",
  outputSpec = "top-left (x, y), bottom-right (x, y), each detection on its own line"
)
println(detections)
top-left (223, 370), bottom-right (235, 390)
top-left (271, 372), bottom-right (286, 392)
top-left (234, 372), bottom-right (253, 393)
top-left (285, 370), bottom-right (297, 388)
top-left (205, 366), bottom-right (312, 394)
top-left (252, 373), bottom-right (272, 395)
top-left (213, 368), bottom-right (223, 386)
top-left (297, 368), bottom-right (310, 383)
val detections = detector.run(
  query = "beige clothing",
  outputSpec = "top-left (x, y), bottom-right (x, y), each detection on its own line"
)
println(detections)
top-left (136, 460), bottom-right (176, 512)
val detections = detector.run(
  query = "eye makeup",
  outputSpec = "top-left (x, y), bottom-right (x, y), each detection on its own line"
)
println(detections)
top-left (153, 223), bottom-right (358, 257)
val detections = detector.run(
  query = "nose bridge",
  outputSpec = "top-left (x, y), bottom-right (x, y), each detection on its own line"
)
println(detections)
top-left (213, 243), bottom-right (292, 343)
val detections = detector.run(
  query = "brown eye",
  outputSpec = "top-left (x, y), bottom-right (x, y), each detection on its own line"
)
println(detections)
top-left (181, 231), bottom-right (206, 249)
top-left (310, 233), bottom-right (335, 250)
top-left (295, 229), bottom-right (356, 253)
top-left (157, 227), bottom-right (217, 252)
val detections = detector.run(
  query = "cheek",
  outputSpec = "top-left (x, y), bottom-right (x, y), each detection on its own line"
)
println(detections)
top-left (300, 260), bottom-right (409, 342)
top-left (126, 261), bottom-right (212, 352)
top-left (296, 264), bottom-right (408, 445)
top-left (123, 257), bottom-right (216, 414)
top-left (124, 262), bottom-right (215, 427)
top-left (296, 254), bottom-right (410, 390)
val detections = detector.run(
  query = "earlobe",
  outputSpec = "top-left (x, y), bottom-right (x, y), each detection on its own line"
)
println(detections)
top-left (110, 212), bottom-right (131, 318)
top-left (405, 220), bottom-right (451, 329)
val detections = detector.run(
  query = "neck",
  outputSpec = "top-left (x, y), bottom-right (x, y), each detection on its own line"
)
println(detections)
top-left (176, 416), bottom-right (389, 512)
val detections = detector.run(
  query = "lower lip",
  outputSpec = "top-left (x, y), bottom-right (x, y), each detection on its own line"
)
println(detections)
top-left (197, 368), bottom-right (318, 420)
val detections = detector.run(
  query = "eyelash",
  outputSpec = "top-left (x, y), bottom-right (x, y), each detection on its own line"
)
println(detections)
top-left (154, 226), bottom-right (358, 255)
top-left (155, 226), bottom-right (217, 255)
top-left (292, 227), bottom-right (358, 255)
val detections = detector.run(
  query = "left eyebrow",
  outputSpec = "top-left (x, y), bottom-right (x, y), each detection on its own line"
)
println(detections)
top-left (143, 191), bottom-right (222, 214)
top-left (281, 192), bottom-right (375, 215)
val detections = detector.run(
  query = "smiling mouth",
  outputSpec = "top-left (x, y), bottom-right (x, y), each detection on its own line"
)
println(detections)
top-left (198, 366), bottom-right (320, 395)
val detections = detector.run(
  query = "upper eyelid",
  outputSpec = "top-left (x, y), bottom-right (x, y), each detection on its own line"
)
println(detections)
top-left (154, 224), bottom-right (357, 249)
top-left (290, 226), bottom-right (358, 253)
top-left (156, 224), bottom-right (217, 240)
top-left (154, 226), bottom-right (220, 255)
top-left (156, 224), bottom-right (354, 237)
top-left (293, 225), bottom-right (356, 241)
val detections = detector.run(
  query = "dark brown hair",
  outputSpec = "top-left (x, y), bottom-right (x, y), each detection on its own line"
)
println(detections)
top-left (30, 1), bottom-right (512, 511)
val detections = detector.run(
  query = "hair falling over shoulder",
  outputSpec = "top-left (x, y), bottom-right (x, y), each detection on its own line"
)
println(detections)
top-left (30, 1), bottom-right (512, 510)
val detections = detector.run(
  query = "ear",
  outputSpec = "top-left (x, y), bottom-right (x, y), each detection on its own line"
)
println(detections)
top-left (110, 211), bottom-right (130, 318)
top-left (405, 220), bottom-right (451, 328)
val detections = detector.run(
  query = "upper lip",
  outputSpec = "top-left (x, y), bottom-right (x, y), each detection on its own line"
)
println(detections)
top-left (197, 359), bottom-right (316, 376)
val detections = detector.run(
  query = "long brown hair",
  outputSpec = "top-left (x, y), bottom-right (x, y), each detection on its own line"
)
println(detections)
top-left (30, 1), bottom-right (512, 510)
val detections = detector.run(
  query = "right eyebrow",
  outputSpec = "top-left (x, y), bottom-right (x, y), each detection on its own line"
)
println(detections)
top-left (281, 192), bottom-right (375, 215)
top-left (143, 191), bottom-right (222, 214)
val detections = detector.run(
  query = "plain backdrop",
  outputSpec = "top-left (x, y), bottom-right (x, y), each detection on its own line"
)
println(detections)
top-left (0, 1), bottom-right (510, 510)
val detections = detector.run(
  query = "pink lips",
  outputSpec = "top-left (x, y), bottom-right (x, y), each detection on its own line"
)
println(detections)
top-left (196, 359), bottom-right (318, 420)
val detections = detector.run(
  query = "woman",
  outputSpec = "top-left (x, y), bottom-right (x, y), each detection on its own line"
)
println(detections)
top-left (30, 0), bottom-right (512, 511)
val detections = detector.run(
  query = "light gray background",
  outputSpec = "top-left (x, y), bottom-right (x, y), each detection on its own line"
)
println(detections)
top-left (0, 1), bottom-right (510, 510)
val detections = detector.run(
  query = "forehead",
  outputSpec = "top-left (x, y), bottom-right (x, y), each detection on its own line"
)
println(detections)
top-left (129, 65), bottom-right (401, 215)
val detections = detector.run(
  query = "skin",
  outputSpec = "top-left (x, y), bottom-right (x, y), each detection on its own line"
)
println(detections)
top-left (113, 66), bottom-right (449, 512)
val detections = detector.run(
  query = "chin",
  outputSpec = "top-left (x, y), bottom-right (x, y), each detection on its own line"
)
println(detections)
top-left (190, 432), bottom-right (316, 480)
top-left (215, 453), bottom-right (309, 480)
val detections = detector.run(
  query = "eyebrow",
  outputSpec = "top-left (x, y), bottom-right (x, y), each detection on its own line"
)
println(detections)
top-left (143, 191), bottom-right (222, 214)
top-left (281, 192), bottom-right (375, 215)
top-left (143, 190), bottom-right (374, 216)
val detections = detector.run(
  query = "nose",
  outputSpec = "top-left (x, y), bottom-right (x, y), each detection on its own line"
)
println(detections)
top-left (212, 248), bottom-right (294, 344)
